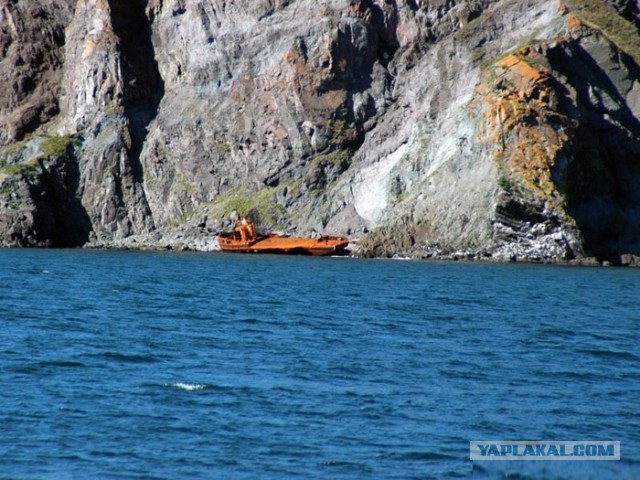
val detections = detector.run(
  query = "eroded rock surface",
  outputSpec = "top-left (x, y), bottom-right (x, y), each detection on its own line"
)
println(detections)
top-left (1, 0), bottom-right (639, 264)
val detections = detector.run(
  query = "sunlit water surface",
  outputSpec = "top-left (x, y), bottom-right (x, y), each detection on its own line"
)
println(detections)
top-left (1, 250), bottom-right (639, 479)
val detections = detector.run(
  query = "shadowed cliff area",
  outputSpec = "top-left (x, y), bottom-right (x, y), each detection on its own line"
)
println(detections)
top-left (0, 135), bottom-right (91, 247)
top-left (548, 40), bottom-right (640, 259)
top-left (1, 0), bottom-right (639, 264)
top-left (108, 0), bottom-right (164, 182)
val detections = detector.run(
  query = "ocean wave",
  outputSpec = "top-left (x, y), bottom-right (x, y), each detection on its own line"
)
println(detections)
top-left (397, 451), bottom-right (458, 461)
top-left (580, 349), bottom-right (638, 361)
top-left (169, 383), bottom-right (207, 391)
top-left (98, 352), bottom-right (160, 363)
top-left (13, 360), bottom-right (85, 373)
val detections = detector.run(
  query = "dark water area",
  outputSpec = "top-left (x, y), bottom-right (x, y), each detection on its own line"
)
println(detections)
top-left (1, 249), bottom-right (639, 479)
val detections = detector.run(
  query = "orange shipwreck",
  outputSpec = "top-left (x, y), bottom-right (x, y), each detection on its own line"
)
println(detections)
top-left (218, 219), bottom-right (349, 256)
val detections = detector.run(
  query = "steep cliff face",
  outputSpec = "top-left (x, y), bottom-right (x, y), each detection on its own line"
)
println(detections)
top-left (60, 0), bottom-right (156, 241)
top-left (1, 0), bottom-right (639, 263)
top-left (0, 0), bottom-right (74, 144)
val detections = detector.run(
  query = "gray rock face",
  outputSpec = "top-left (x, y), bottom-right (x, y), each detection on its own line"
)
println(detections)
top-left (0, 136), bottom-right (90, 246)
top-left (0, 0), bottom-right (74, 144)
top-left (1, 0), bottom-right (639, 263)
top-left (61, 0), bottom-right (155, 241)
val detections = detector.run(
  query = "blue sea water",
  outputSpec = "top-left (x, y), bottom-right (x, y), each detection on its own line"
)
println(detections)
top-left (1, 249), bottom-right (639, 479)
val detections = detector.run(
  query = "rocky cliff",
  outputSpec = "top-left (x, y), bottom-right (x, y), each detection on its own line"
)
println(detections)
top-left (1, 0), bottom-right (639, 264)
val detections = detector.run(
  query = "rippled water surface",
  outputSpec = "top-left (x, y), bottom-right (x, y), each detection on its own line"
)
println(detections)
top-left (1, 249), bottom-right (639, 479)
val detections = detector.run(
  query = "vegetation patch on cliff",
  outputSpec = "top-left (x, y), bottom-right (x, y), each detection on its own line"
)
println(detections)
top-left (0, 158), bottom-right (41, 177)
top-left (40, 134), bottom-right (77, 158)
top-left (566, 0), bottom-right (640, 62)
top-left (0, 138), bottom-right (31, 163)
top-left (0, 138), bottom-right (39, 178)
top-left (215, 187), bottom-right (287, 227)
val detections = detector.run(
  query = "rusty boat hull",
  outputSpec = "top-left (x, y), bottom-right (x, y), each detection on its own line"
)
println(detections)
top-left (218, 221), bottom-right (349, 256)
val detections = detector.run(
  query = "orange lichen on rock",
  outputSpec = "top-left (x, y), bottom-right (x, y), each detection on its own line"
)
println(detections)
top-left (566, 14), bottom-right (583, 34)
top-left (495, 51), bottom-right (552, 101)
top-left (477, 47), bottom-right (572, 196)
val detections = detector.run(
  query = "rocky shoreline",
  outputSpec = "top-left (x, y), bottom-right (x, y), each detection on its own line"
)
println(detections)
top-left (78, 229), bottom-right (640, 268)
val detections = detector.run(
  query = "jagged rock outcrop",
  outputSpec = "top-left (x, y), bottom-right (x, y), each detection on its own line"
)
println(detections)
top-left (0, 0), bottom-right (74, 144)
top-left (0, 135), bottom-right (90, 246)
top-left (60, 0), bottom-right (156, 241)
top-left (1, 0), bottom-right (639, 263)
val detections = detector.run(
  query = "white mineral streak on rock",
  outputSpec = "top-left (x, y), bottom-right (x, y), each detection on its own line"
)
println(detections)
top-left (61, 0), bottom-right (122, 132)
top-left (353, 143), bottom-right (407, 226)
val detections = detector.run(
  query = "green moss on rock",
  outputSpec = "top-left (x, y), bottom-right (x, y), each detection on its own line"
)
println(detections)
top-left (0, 158), bottom-right (41, 177)
top-left (40, 135), bottom-right (76, 158)
top-left (215, 187), bottom-right (286, 226)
